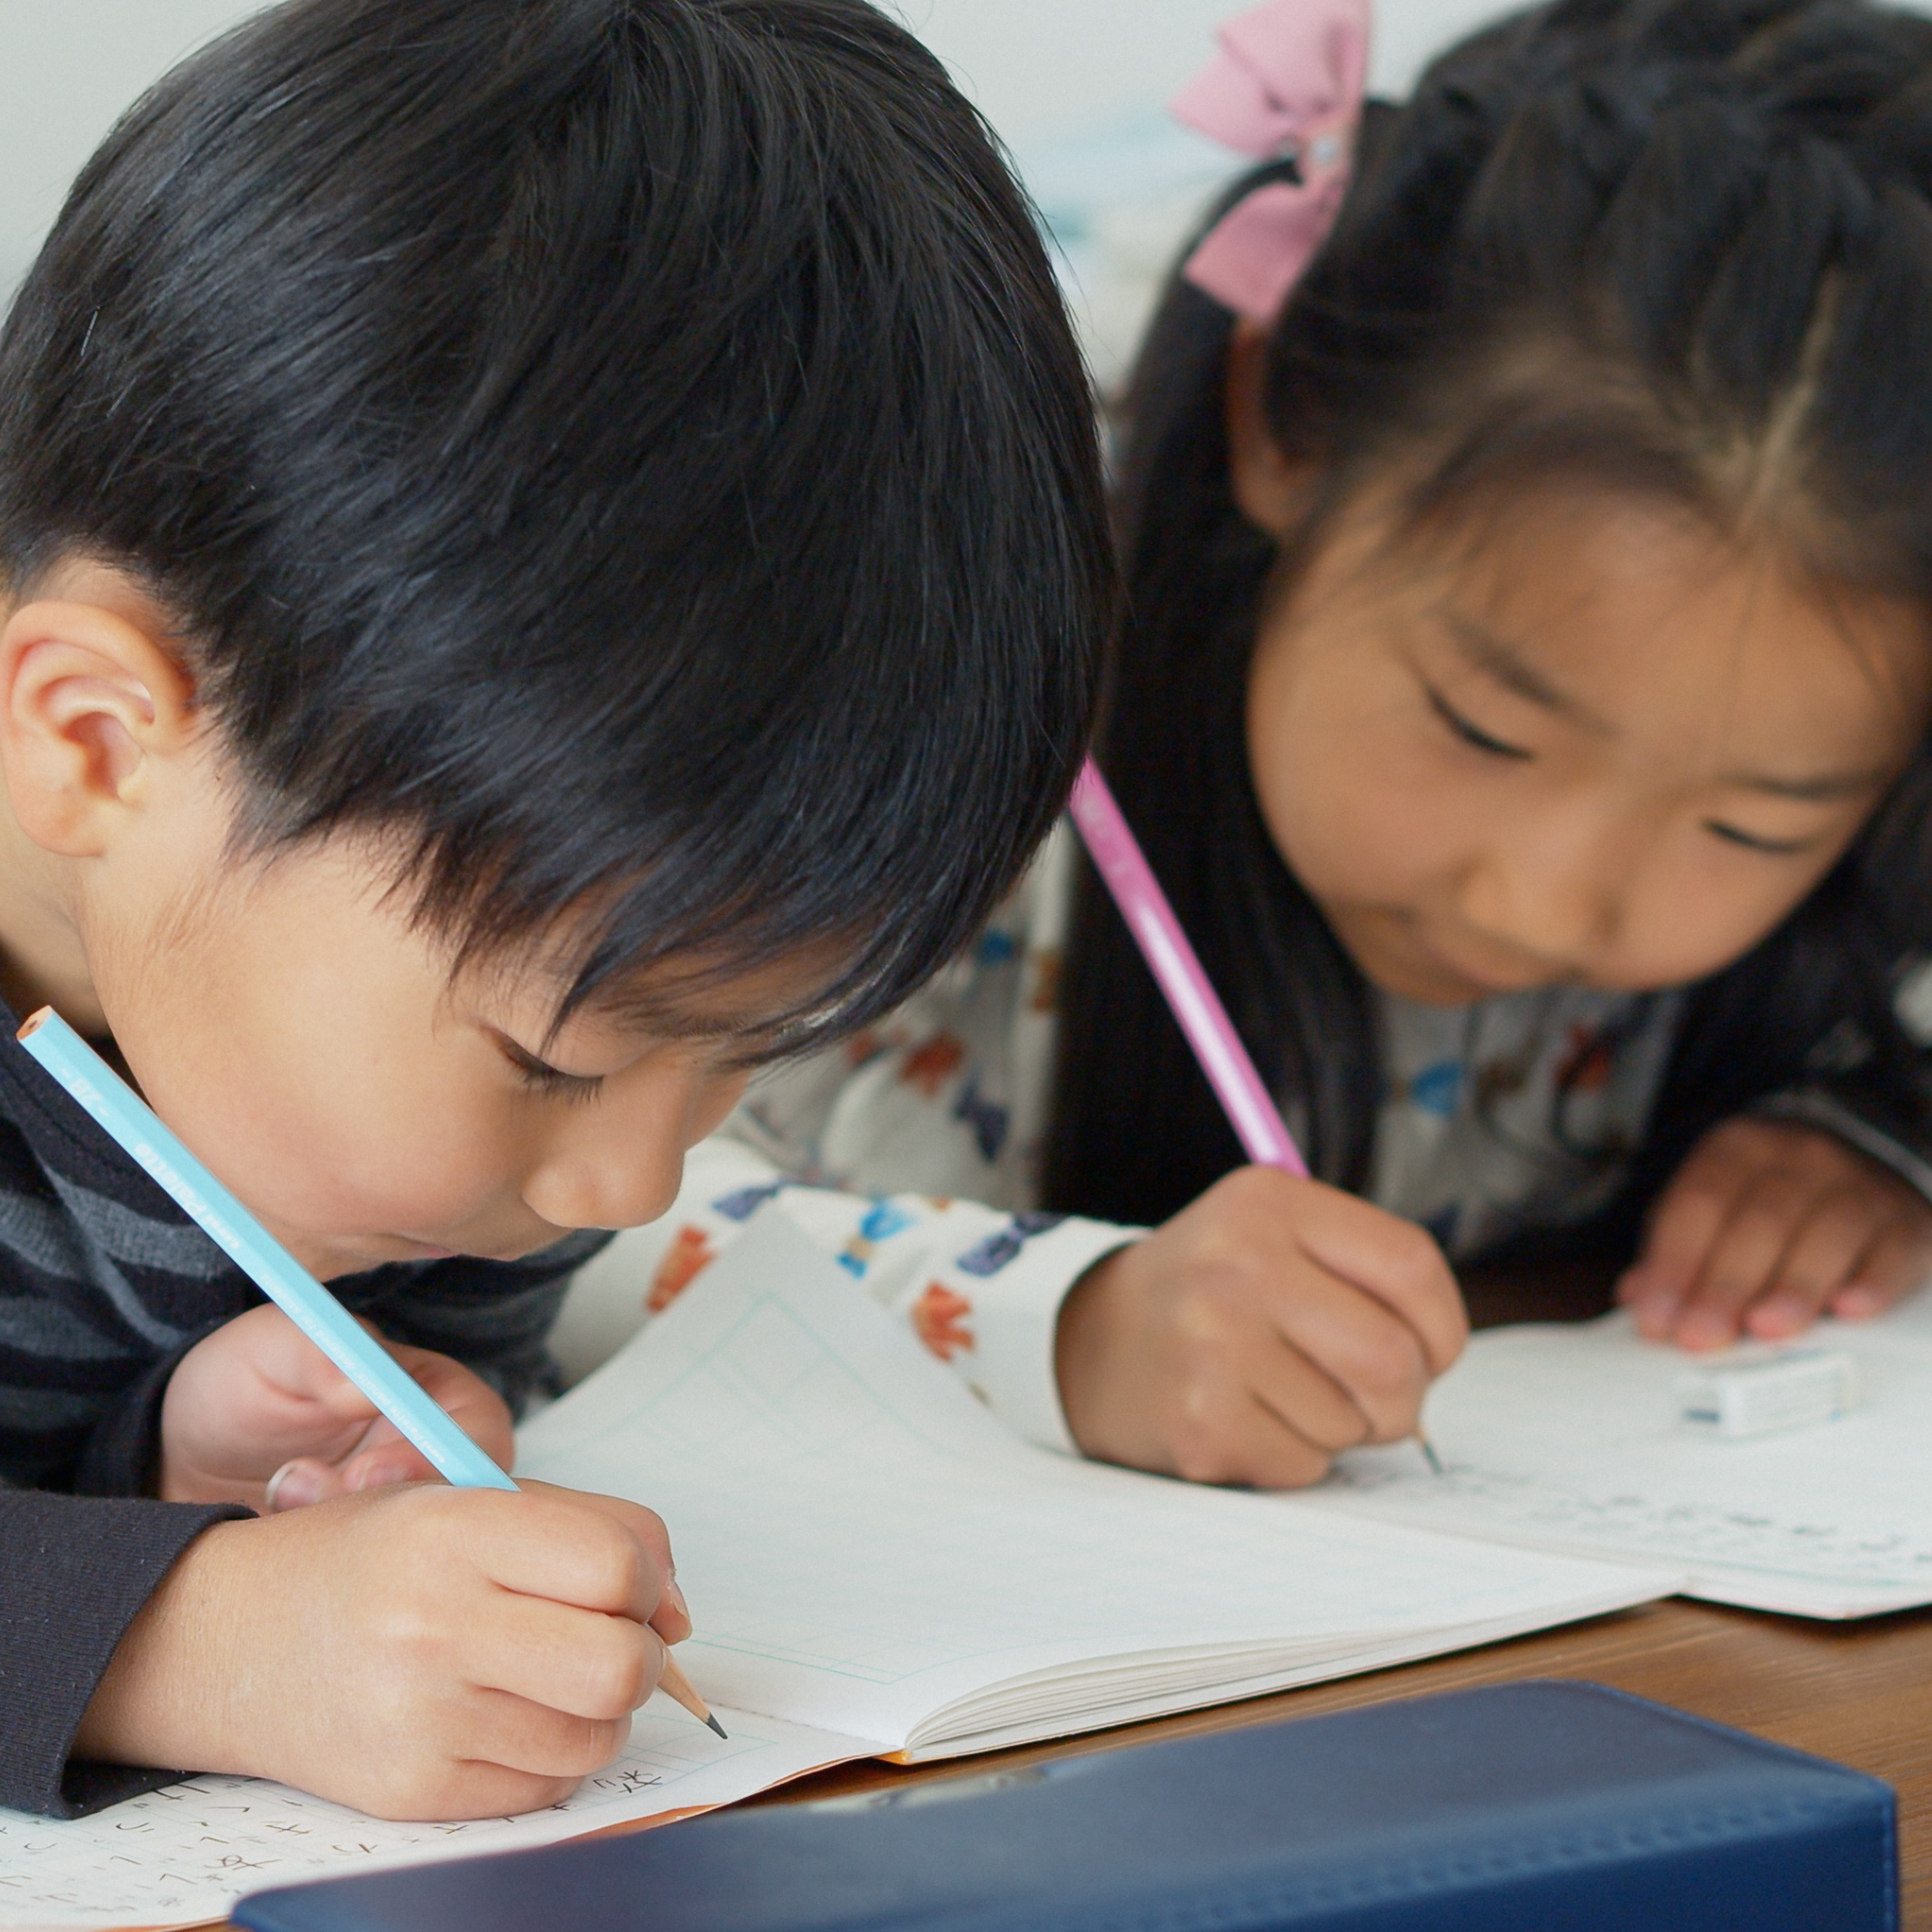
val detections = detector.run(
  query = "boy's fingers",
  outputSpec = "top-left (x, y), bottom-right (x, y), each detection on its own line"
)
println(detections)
top-left (297, 1341), bottom-right (514, 1479)
top-left (384, 1342), bottom-right (516, 1454)
top-left (458, 1686), bottom-right (636, 1783)
top-left (485, 1485), bottom-right (677, 1626)
top-left (338, 1441), bottom-right (444, 1493)
top-left (480, 1599), bottom-right (664, 1724)
top-left (1229, 1392), bottom-right (1343, 1490)
top-left (266, 1456), bottom-right (344, 1511)
top-left (265, 1446), bottom-right (439, 1509)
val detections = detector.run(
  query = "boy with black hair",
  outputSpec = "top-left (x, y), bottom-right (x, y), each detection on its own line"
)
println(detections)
top-left (0, 0), bottom-right (1108, 1822)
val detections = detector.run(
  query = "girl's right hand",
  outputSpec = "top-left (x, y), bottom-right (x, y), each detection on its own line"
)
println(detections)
top-left (73, 1480), bottom-right (691, 1821)
top-left (1054, 1167), bottom-right (1467, 1489)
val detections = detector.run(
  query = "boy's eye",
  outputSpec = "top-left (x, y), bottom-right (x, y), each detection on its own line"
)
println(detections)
top-left (1704, 820), bottom-right (1810, 858)
top-left (499, 1037), bottom-right (607, 1102)
top-left (1425, 686), bottom-right (1531, 761)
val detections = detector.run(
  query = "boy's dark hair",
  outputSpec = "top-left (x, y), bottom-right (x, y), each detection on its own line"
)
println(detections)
top-left (1047, 0), bottom-right (1932, 1242)
top-left (0, 0), bottom-right (1108, 1043)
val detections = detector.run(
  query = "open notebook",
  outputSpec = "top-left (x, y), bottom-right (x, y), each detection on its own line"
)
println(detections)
top-left (1315, 1290), bottom-right (1932, 1619)
top-left (1, 1207), bottom-right (1669, 1932)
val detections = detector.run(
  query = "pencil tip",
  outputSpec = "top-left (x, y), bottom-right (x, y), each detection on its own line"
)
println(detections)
top-left (706, 1713), bottom-right (729, 1739)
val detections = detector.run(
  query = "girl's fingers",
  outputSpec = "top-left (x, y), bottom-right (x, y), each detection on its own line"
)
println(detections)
top-left (1835, 1220), bottom-right (1932, 1320)
top-left (1282, 1177), bottom-right (1466, 1374)
top-left (1267, 1278), bottom-right (1429, 1446)
top-left (1626, 1163), bottom-right (1745, 1338)
top-left (1167, 1372), bottom-right (1340, 1490)
top-left (1671, 1179), bottom-right (1816, 1349)
top-left (1241, 1334), bottom-right (1374, 1460)
top-left (1743, 1194), bottom-right (1890, 1339)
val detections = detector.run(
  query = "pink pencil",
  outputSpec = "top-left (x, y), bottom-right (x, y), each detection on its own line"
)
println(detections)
top-left (1067, 759), bottom-right (1308, 1177)
top-left (1068, 758), bottom-right (1443, 1475)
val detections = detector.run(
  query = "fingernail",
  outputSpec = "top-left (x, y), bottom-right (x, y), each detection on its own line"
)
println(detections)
top-left (663, 1577), bottom-right (691, 1625)
top-left (1747, 1293), bottom-right (1811, 1337)
top-left (1675, 1312), bottom-right (1732, 1351)
top-left (1628, 1295), bottom-right (1679, 1340)
top-left (265, 1460), bottom-right (325, 1512)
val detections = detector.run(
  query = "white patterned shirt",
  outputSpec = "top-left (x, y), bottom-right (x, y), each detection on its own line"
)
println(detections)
top-left (552, 824), bottom-right (1700, 1455)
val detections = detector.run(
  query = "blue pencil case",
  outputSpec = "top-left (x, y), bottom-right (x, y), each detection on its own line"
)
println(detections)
top-left (234, 1679), bottom-right (1896, 1932)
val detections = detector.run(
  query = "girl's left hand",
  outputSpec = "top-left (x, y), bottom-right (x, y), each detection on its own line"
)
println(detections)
top-left (160, 1301), bottom-right (515, 1511)
top-left (1617, 1117), bottom-right (1932, 1349)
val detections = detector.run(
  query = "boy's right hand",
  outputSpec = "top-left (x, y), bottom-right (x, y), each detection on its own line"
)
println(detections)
top-left (74, 1480), bottom-right (692, 1821)
top-left (1054, 1167), bottom-right (1467, 1489)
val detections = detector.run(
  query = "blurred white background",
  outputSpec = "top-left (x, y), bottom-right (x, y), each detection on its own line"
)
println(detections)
top-left (0, 0), bottom-right (1516, 381)
top-left (2, 0), bottom-right (1911, 383)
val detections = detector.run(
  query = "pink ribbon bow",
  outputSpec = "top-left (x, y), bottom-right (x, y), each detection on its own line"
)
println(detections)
top-left (1172, 0), bottom-right (1372, 325)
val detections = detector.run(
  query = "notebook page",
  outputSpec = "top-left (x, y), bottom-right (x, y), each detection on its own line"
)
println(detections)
top-left (0, 1707), bottom-right (872, 1932)
top-left (1316, 1297), bottom-right (1932, 1616)
top-left (516, 1207), bottom-right (1674, 1752)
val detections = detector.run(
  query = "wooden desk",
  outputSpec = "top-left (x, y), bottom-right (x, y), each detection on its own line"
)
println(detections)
top-left (744, 1597), bottom-right (1932, 1924)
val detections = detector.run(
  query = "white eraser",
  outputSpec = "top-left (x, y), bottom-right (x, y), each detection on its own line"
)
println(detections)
top-left (1677, 1349), bottom-right (1861, 1440)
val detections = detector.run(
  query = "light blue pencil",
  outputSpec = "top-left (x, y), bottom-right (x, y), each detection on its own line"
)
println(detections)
top-left (17, 1006), bottom-right (727, 1736)
top-left (18, 1006), bottom-right (517, 1491)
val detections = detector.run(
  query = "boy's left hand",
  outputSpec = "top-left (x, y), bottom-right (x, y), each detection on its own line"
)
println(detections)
top-left (160, 1302), bottom-right (515, 1511)
top-left (1617, 1117), bottom-right (1932, 1349)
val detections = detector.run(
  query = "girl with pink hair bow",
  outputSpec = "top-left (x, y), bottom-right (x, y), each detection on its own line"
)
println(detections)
top-left (1041, 0), bottom-right (1932, 1482)
top-left (618, 0), bottom-right (1932, 1495)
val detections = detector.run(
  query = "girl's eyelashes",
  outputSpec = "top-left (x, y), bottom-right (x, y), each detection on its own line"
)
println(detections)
top-left (1703, 820), bottom-right (1811, 858)
top-left (1424, 685), bottom-right (1532, 761)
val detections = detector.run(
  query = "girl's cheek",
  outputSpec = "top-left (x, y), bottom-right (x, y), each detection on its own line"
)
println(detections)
top-left (1269, 725), bottom-right (1467, 903)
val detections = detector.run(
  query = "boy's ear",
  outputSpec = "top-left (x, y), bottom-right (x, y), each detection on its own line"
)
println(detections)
top-left (0, 588), bottom-right (199, 858)
top-left (1225, 318), bottom-right (1317, 540)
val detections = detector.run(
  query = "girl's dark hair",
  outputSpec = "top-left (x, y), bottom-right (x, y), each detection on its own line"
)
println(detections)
top-left (0, 0), bottom-right (1109, 1044)
top-left (1047, 0), bottom-right (1932, 1236)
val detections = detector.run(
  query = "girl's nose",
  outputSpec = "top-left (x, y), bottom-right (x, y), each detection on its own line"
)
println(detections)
top-left (1456, 824), bottom-right (1627, 974)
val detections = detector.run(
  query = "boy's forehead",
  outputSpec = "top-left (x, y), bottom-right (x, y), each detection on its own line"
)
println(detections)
top-left (476, 940), bottom-right (852, 1048)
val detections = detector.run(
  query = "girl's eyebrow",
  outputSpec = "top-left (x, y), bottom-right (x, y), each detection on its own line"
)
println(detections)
top-left (1441, 610), bottom-right (1608, 733)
